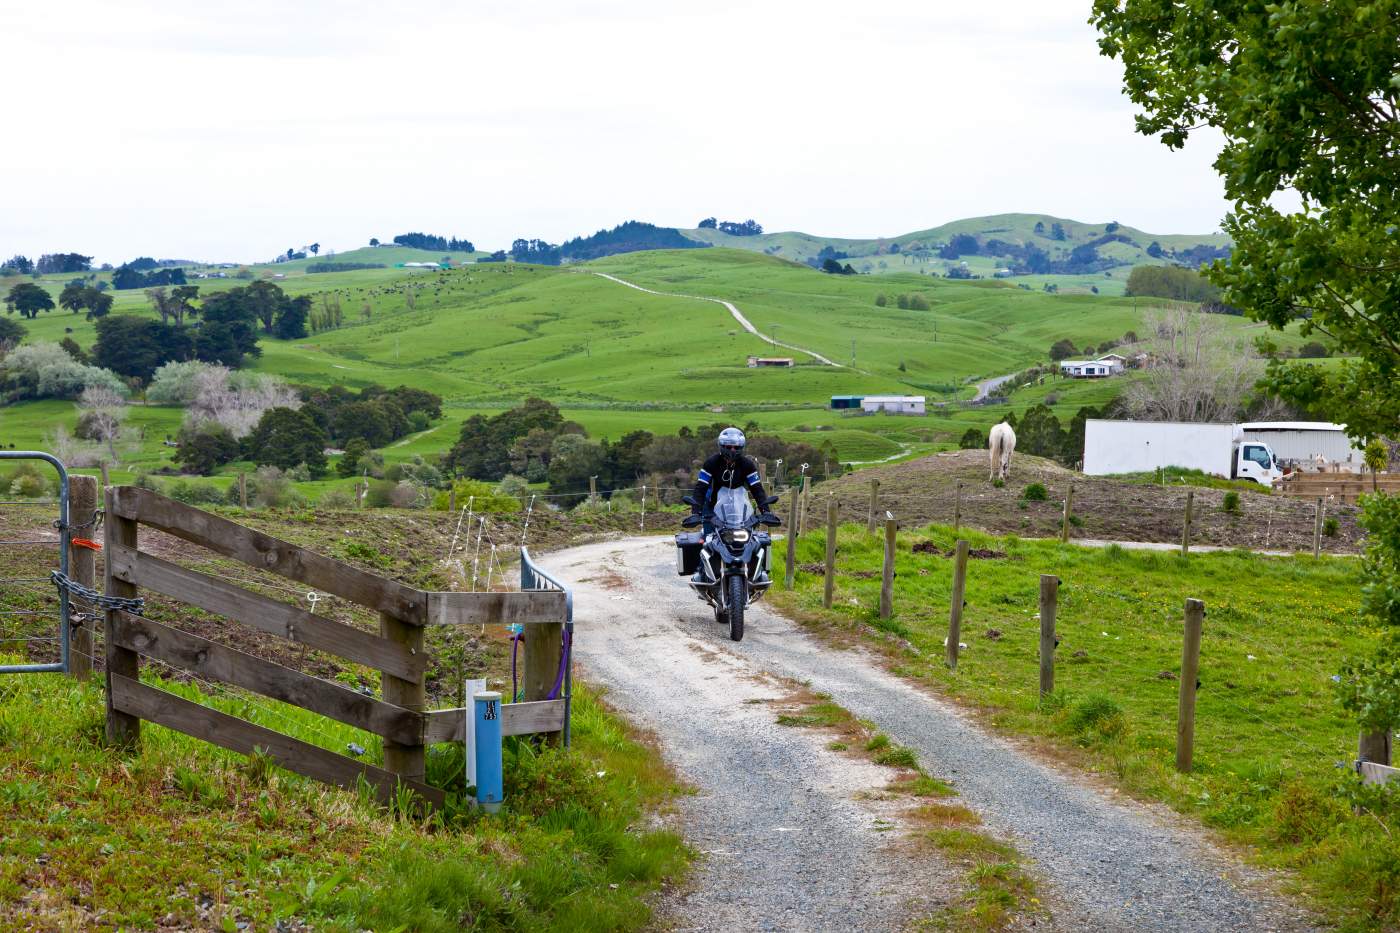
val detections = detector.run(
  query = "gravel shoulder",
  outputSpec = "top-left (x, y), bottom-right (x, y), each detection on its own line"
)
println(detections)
top-left (543, 536), bottom-right (1317, 932)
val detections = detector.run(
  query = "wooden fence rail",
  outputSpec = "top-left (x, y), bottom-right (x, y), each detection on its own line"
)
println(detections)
top-left (102, 486), bottom-right (570, 808)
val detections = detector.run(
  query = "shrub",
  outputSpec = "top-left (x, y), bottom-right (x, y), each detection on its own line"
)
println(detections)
top-left (0, 342), bottom-right (127, 401)
top-left (896, 294), bottom-right (910, 310)
top-left (1222, 491), bottom-right (1241, 514)
top-left (5, 463), bottom-right (49, 498)
top-left (958, 428), bottom-right (985, 449)
top-left (1323, 516), bottom-right (1339, 537)
top-left (432, 478), bottom-right (523, 513)
top-left (1067, 694), bottom-right (1127, 742)
top-left (165, 480), bottom-right (224, 506)
top-left (250, 466), bottom-right (303, 509)
top-left (497, 474), bottom-right (530, 501)
top-left (874, 293), bottom-right (887, 307)
top-left (1297, 341), bottom-right (1330, 359)
top-left (1023, 482), bottom-right (1048, 501)
top-left (317, 487), bottom-right (356, 510)
top-left (907, 294), bottom-right (930, 311)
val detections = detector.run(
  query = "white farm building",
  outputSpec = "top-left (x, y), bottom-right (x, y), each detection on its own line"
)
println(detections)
top-left (861, 395), bottom-right (926, 415)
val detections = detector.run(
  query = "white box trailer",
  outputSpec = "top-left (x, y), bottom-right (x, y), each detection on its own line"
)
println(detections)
top-left (1239, 422), bottom-right (1363, 472)
top-left (1083, 419), bottom-right (1282, 485)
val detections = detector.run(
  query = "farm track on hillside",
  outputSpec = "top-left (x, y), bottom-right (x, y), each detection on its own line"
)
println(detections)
top-left (546, 538), bottom-right (1316, 932)
top-left (590, 271), bottom-right (848, 368)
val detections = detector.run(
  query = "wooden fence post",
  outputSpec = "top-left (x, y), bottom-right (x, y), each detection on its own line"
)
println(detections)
top-left (758, 461), bottom-right (767, 487)
top-left (867, 479), bottom-right (880, 534)
top-left (68, 475), bottom-right (97, 681)
top-left (380, 612), bottom-right (426, 779)
top-left (1176, 598), bottom-right (1205, 773)
top-left (1039, 574), bottom-right (1058, 697)
top-left (1313, 497), bottom-right (1324, 558)
top-left (239, 472), bottom-right (248, 509)
top-left (784, 490), bottom-right (799, 590)
top-left (103, 487), bottom-right (140, 746)
top-left (523, 620), bottom-right (565, 747)
top-left (448, 487), bottom-right (457, 513)
top-left (953, 481), bottom-right (963, 532)
top-left (823, 498), bottom-right (837, 609)
top-left (1359, 730), bottom-right (1393, 766)
top-left (947, 539), bottom-right (969, 669)
top-left (588, 475), bottom-right (597, 505)
top-left (879, 513), bottom-right (896, 620)
top-left (99, 463), bottom-right (109, 488)
top-left (1060, 484), bottom-right (1074, 543)
top-left (1181, 490), bottom-right (1194, 556)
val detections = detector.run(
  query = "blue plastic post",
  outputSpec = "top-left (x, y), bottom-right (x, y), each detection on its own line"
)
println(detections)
top-left (474, 691), bottom-right (503, 813)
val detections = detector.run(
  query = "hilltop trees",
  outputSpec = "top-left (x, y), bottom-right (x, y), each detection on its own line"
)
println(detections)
top-left (718, 219), bottom-right (763, 236)
top-left (392, 232), bottom-right (475, 252)
top-left (37, 253), bottom-right (92, 275)
top-left (145, 285), bottom-right (200, 326)
top-left (698, 217), bottom-right (717, 229)
top-left (1050, 222), bottom-right (1066, 241)
top-left (4, 283), bottom-right (54, 319)
top-left (1, 255), bottom-right (34, 275)
top-left (1124, 265), bottom-right (1223, 304)
top-left (112, 264), bottom-right (186, 289)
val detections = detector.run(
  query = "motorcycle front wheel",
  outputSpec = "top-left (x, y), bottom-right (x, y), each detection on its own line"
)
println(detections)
top-left (726, 574), bottom-right (745, 642)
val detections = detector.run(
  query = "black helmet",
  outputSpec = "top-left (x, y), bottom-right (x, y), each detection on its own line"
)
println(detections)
top-left (718, 427), bottom-right (746, 462)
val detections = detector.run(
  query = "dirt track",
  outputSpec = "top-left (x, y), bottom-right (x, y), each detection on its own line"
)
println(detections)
top-left (544, 537), bottom-right (1316, 932)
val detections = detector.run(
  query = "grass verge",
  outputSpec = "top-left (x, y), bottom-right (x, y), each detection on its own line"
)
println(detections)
top-left (0, 669), bottom-right (688, 930)
top-left (772, 521), bottom-right (1398, 929)
top-left (776, 692), bottom-right (1040, 930)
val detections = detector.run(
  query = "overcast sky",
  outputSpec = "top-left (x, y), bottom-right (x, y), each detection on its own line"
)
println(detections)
top-left (2, 0), bottom-right (1235, 265)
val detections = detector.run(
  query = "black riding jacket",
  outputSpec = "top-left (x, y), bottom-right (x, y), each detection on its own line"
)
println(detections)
top-left (691, 453), bottom-right (770, 514)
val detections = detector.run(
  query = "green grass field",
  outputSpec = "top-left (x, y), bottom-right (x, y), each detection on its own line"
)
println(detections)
top-left (1, 246), bottom-right (1315, 486)
top-left (773, 523), bottom-right (1397, 928)
top-left (0, 671), bottom-right (687, 930)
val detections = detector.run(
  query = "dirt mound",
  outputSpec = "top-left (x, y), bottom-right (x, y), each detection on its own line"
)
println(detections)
top-left (812, 450), bottom-right (1363, 553)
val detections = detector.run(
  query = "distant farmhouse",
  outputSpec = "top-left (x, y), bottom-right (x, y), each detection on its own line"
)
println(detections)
top-left (747, 356), bottom-right (794, 368)
top-left (1060, 355), bottom-right (1125, 378)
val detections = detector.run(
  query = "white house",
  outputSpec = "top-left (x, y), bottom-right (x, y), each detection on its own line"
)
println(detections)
top-left (1060, 359), bottom-right (1120, 378)
top-left (861, 395), bottom-right (926, 415)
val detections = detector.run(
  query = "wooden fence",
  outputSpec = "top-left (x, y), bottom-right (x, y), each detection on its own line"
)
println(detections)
top-left (102, 486), bottom-right (569, 807)
top-left (1279, 472), bottom-right (1400, 505)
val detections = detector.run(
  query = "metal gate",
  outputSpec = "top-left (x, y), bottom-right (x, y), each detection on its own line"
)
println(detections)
top-left (0, 451), bottom-right (71, 674)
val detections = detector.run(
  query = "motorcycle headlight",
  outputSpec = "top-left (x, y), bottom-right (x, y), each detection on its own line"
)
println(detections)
top-left (721, 529), bottom-right (750, 545)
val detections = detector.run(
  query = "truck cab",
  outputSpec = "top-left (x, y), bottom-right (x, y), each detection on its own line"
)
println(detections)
top-left (1234, 441), bottom-right (1281, 485)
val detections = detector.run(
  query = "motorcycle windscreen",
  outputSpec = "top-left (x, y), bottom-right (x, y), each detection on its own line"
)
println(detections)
top-left (712, 486), bottom-right (754, 527)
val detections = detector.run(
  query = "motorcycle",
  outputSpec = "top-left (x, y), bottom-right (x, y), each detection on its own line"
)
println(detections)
top-left (675, 487), bottom-right (782, 642)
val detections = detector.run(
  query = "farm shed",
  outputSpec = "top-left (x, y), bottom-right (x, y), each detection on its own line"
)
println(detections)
top-left (861, 395), bottom-right (926, 415)
top-left (1240, 422), bottom-right (1365, 472)
top-left (747, 356), bottom-right (795, 368)
top-left (830, 395), bottom-right (865, 410)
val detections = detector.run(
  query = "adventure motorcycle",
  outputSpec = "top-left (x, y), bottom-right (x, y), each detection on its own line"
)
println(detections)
top-left (675, 487), bottom-right (782, 641)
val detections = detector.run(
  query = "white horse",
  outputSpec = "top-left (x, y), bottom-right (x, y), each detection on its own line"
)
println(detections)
top-left (989, 421), bottom-right (1016, 482)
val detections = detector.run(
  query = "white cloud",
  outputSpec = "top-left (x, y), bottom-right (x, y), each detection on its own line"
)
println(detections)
top-left (0, 0), bottom-right (1232, 263)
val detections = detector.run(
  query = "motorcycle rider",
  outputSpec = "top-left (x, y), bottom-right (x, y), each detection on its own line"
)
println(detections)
top-left (689, 428), bottom-right (774, 582)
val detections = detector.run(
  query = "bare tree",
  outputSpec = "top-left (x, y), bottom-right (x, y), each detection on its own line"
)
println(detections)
top-left (1122, 306), bottom-right (1262, 423)
top-left (77, 386), bottom-right (129, 464)
top-left (185, 367), bottom-right (301, 438)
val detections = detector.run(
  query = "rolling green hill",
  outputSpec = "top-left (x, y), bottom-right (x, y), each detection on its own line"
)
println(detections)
top-left (679, 213), bottom-right (1231, 294)
top-left (1, 246), bottom-right (1300, 485)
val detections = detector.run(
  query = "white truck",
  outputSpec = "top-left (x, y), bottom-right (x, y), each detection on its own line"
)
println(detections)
top-left (1082, 419), bottom-right (1283, 485)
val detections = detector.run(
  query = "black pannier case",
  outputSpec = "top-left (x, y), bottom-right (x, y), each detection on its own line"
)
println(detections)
top-left (674, 531), bottom-right (703, 575)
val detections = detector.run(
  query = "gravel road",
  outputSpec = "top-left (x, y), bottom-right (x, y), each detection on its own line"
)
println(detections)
top-left (541, 537), bottom-right (1316, 932)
